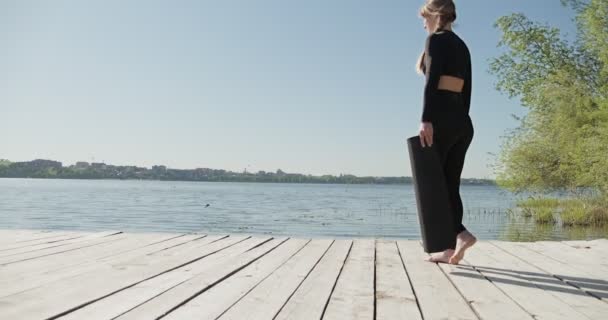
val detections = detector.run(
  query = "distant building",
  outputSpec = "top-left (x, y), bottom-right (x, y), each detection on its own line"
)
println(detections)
top-left (74, 162), bottom-right (90, 169)
top-left (152, 165), bottom-right (167, 172)
top-left (91, 162), bottom-right (106, 168)
top-left (17, 159), bottom-right (63, 169)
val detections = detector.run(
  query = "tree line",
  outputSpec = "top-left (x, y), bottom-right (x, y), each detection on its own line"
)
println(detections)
top-left (0, 159), bottom-right (494, 185)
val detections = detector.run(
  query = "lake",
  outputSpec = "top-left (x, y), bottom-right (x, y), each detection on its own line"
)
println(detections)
top-left (0, 178), bottom-right (606, 241)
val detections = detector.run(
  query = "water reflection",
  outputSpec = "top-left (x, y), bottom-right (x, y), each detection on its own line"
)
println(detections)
top-left (499, 215), bottom-right (608, 242)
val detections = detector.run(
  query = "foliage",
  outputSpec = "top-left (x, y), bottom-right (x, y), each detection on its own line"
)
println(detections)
top-left (0, 158), bottom-right (497, 186)
top-left (560, 197), bottom-right (608, 226)
top-left (532, 206), bottom-right (557, 224)
top-left (516, 196), bottom-right (608, 226)
top-left (489, 0), bottom-right (608, 196)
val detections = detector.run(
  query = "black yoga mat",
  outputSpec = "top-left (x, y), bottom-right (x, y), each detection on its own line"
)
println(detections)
top-left (407, 135), bottom-right (456, 253)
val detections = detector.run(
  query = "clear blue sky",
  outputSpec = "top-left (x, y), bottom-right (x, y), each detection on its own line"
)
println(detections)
top-left (0, 0), bottom-right (577, 178)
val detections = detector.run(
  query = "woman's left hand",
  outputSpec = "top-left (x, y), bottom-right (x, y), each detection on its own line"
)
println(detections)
top-left (419, 121), bottom-right (434, 147)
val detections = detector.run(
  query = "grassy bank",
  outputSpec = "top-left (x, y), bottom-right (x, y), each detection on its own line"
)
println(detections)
top-left (516, 196), bottom-right (608, 226)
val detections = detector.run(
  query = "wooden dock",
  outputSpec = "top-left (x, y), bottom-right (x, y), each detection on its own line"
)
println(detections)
top-left (0, 229), bottom-right (606, 319)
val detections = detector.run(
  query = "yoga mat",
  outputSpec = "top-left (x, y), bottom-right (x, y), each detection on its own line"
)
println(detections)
top-left (407, 135), bottom-right (456, 253)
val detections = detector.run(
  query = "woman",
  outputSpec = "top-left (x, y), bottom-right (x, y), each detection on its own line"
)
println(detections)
top-left (417, 0), bottom-right (476, 264)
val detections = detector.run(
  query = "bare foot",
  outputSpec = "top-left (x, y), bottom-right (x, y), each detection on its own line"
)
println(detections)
top-left (449, 231), bottom-right (477, 265)
top-left (425, 249), bottom-right (455, 264)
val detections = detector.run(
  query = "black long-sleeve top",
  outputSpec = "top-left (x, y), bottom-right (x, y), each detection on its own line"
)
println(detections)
top-left (421, 30), bottom-right (472, 122)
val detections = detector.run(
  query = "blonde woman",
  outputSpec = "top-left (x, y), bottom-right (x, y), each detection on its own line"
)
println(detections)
top-left (417, 0), bottom-right (476, 264)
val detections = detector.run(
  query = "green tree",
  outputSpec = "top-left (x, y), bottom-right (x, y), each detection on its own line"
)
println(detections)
top-left (490, 0), bottom-right (608, 196)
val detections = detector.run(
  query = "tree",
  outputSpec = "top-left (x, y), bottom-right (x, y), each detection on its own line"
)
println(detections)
top-left (490, 0), bottom-right (608, 196)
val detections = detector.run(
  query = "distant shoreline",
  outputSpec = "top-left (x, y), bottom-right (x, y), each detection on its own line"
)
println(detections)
top-left (0, 176), bottom-right (496, 186)
top-left (0, 159), bottom-right (496, 186)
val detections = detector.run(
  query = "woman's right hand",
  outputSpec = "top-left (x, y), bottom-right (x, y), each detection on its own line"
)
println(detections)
top-left (419, 121), bottom-right (434, 147)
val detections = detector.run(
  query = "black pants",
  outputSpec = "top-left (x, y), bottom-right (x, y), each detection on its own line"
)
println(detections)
top-left (432, 92), bottom-right (474, 235)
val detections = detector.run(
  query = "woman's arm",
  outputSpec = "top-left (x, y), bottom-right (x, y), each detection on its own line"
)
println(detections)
top-left (421, 34), bottom-right (445, 123)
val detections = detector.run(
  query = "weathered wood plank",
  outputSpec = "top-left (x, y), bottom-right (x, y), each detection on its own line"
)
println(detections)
top-left (546, 241), bottom-right (608, 266)
top-left (0, 234), bottom-right (239, 318)
top-left (0, 230), bottom-right (67, 247)
top-left (218, 239), bottom-right (333, 320)
top-left (0, 229), bottom-right (71, 242)
top-left (438, 260), bottom-right (534, 320)
top-left (0, 230), bottom-right (604, 320)
top-left (59, 236), bottom-right (275, 320)
top-left (396, 240), bottom-right (478, 320)
top-left (273, 240), bottom-right (352, 320)
top-left (164, 238), bottom-right (312, 320)
top-left (465, 242), bottom-right (594, 320)
top-left (562, 239), bottom-right (608, 252)
top-left (322, 239), bottom-right (375, 320)
top-left (375, 240), bottom-right (422, 320)
top-left (0, 232), bottom-right (182, 278)
top-left (0, 233), bottom-right (203, 298)
top-left (0, 231), bottom-right (121, 264)
top-left (0, 231), bottom-right (94, 254)
top-left (114, 238), bottom-right (291, 320)
top-left (493, 240), bottom-right (608, 301)
top-left (523, 241), bottom-right (608, 280)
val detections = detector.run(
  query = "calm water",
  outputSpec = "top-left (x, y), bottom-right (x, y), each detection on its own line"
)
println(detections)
top-left (0, 178), bottom-right (606, 241)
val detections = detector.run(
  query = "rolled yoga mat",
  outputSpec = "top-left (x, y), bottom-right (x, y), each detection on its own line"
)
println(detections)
top-left (407, 135), bottom-right (456, 253)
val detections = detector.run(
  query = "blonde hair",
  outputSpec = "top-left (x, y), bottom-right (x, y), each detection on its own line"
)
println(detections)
top-left (416, 0), bottom-right (457, 74)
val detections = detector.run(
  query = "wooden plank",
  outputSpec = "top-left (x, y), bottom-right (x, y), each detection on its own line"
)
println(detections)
top-left (116, 238), bottom-right (307, 320)
top-left (322, 239), bottom-right (375, 320)
top-left (375, 240), bottom-right (422, 320)
top-left (396, 240), bottom-right (478, 320)
top-left (0, 233), bottom-right (128, 280)
top-left (0, 234), bottom-right (239, 318)
top-left (0, 229), bottom-right (74, 243)
top-left (0, 231), bottom-right (122, 264)
top-left (557, 240), bottom-right (608, 264)
top-left (522, 241), bottom-right (608, 279)
top-left (273, 240), bottom-right (352, 320)
top-left (438, 262), bottom-right (534, 319)
top-left (217, 239), bottom-right (333, 320)
top-left (0, 233), bottom-right (186, 296)
top-left (0, 230), bottom-right (59, 247)
top-left (493, 241), bottom-right (608, 317)
top-left (114, 238), bottom-right (293, 320)
top-left (465, 242), bottom-right (593, 320)
top-left (0, 231), bottom-right (93, 254)
top-left (0, 230), bottom-right (604, 320)
top-left (59, 236), bottom-right (276, 320)
top-left (0, 232), bottom-right (181, 276)
top-left (562, 239), bottom-right (608, 251)
top-left (0, 234), bottom-right (210, 299)
top-left (493, 241), bottom-right (608, 301)
top-left (13, 231), bottom-right (79, 242)
top-left (164, 238), bottom-right (312, 320)
top-left (0, 229), bottom-right (44, 238)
